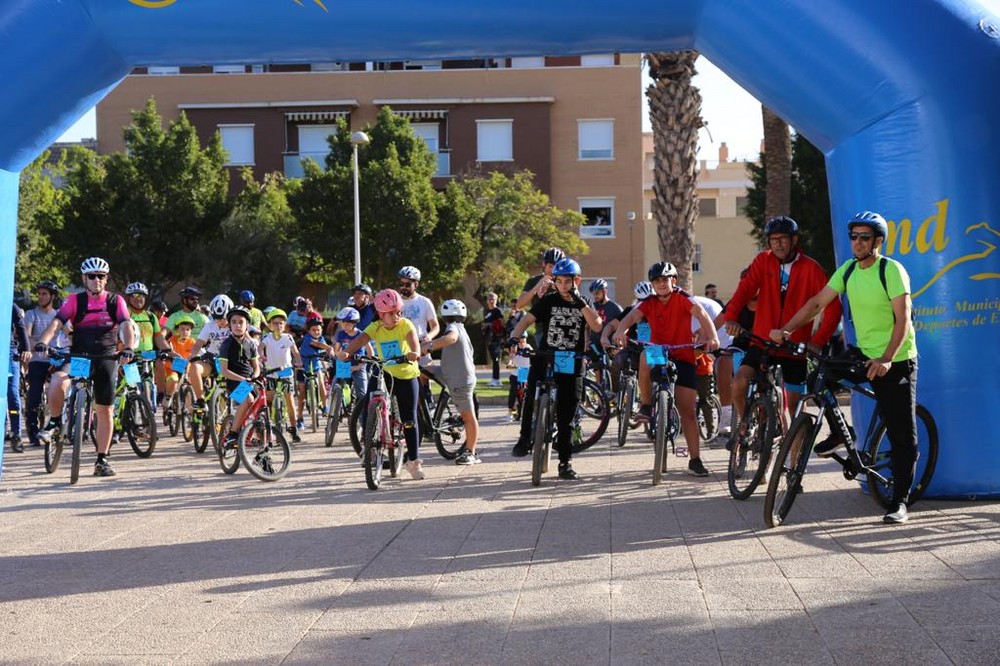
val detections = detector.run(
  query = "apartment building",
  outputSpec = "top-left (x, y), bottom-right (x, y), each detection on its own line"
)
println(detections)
top-left (96, 55), bottom-right (649, 300)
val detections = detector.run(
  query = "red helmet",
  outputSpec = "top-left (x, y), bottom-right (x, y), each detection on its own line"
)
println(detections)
top-left (374, 288), bottom-right (403, 313)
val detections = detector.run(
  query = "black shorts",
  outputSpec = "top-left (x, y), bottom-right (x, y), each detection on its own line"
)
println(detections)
top-left (740, 347), bottom-right (808, 388)
top-left (91, 358), bottom-right (118, 406)
top-left (652, 360), bottom-right (697, 391)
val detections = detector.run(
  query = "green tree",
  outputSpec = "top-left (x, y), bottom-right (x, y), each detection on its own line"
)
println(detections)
top-left (57, 98), bottom-right (230, 293)
top-left (16, 151), bottom-right (72, 295)
top-left (744, 132), bottom-right (834, 272)
top-left (443, 169), bottom-right (588, 302)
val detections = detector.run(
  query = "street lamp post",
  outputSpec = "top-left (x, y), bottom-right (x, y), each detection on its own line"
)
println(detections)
top-left (350, 131), bottom-right (370, 285)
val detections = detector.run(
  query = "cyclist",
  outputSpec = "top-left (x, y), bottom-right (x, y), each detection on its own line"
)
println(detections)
top-left (332, 306), bottom-right (373, 402)
top-left (398, 266), bottom-right (439, 366)
top-left (260, 308), bottom-right (302, 443)
top-left (482, 292), bottom-right (505, 387)
top-left (600, 280), bottom-right (654, 399)
top-left (23, 280), bottom-right (63, 449)
top-left (718, 215), bottom-right (841, 431)
top-left (240, 290), bottom-right (265, 330)
top-left (163, 314), bottom-right (202, 414)
top-left (125, 282), bottom-right (170, 402)
top-left (588, 277), bottom-right (622, 391)
top-left (150, 300), bottom-right (168, 329)
top-left (217, 306), bottom-right (261, 451)
top-left (421, 299), bottom-right (480, 465)
top-left (351, 284), bottom-right (377, 331)
top-left (508, 257), bottom-right (603, 480)
top-left (7, 303), bottom-right (30, 452)
top-left (166, 286), bottom-right (208, 338)
top-left (614, 262), bottom-right (720, 477)
top-left (335, 289), bottom-right (425, 480)
top-left (36, 257), bottom-right (134, 477)
top-left (506, 332), bottom-right (532, 422)
top-left (187, 294), bottom-right (234, 409)
top-left (297, 317), bottom-right (333, 430)
top-left (515, 247), bottom-right (564, 313)
top-left (287, 297), bottom-right (321, 337)
top-left (771, 211), bottom-right (918, 524)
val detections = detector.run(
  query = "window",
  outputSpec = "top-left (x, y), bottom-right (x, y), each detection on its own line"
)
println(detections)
top-left (736, 196), bottom-right (750, 216)
top-left (213, 65), bottom-right (245, 74)
top-left (312, 62), bottom-right (347, 71)
top-left (147, 66), bottom-right (179, 76)
top-left (218, 125), bottom-right (254, 166)
top-left (581, 54), bottom-right (614, 67)
top-left (297, 125), bottom-right (337, 164)
top-left (476, 120), bottom-right (513, 161)
top-left (251, 64), bottom-right (264, 73)
top-left (404, 60), bottom-right (442, 70)
top-left (698, 198), bottom-right (717, 217)
top-left (692, 244), bottom-right (703, 273)
top-left (579, 197), bottom-right (615, 238)
top-left (578, 120), bottom-right (614, 160)
top-left (511, 56), bottom-right (545, 68)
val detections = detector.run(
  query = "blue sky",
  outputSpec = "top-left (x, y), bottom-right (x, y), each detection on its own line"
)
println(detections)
top-left (57, 57), bottom-right (764, 164)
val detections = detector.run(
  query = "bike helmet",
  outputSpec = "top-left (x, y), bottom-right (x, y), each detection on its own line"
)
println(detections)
top-left (336, 306), bottom-right (360, 322)
top-left (240, 289), bottom-right (256, 303)
top-left (125, 282), bottom-right (148, 296)
top-left (647, 261), bottom-right (678, 280)
top-left (80, 257), bottom-right (109, 274)
top-left (552, 258), bottom-right (581, 276)
top-left (293, 296), bottom-right (308, 309)
top-left (398, 266), bottom-right (422, 282)
top-left (763, 215), bottom-right (799, 236)
top-left (173, 314), bottom-right (195, 328)
top-left (848, 211), bottom-right (889, 239)
top-left (588, 278), bottom-right (609, 293)
top-left (352, 283), bottom-right (373, 296)
top-left (633, 280), bottom-right (654, 300)
top-left (209, 294), bottom-right (234, 319)
top-left (179, 286), bottom-right (202, 298)
top-left (542, 247), bottom-right (565, 264)
top-left (151, 300), bottom-right (167, 312)
top-left (440, 299), bottom-right (467, 318)
top-left (35, 280), bottom-right (61, 294)
top-left (265, 308), bottom-right (287, 322)
top-left (305, 317), bottom-right (324, 329)
top-left (226, 305), bottom-right (252, 323)
top-left (374, 288), bottom-right (403, 313)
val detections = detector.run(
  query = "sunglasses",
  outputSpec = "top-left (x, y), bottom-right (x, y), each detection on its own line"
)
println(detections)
top-left (849, 232), bottom-right (874, 241)
top-left (85, 273), bottom-right (107, 281)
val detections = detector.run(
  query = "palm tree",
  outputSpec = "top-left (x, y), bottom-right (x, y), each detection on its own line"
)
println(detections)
top-left (645, 51), bottom-right (703, 291)
top-left (761, 105), bottom-right (791, 220)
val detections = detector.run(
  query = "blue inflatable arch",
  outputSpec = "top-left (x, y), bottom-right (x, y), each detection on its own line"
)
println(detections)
top-left (1, 0), bottom-right (998, 495)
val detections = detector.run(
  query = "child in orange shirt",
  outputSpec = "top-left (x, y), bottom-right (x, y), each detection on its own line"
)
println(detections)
top-left (164, 315), bottom-right (202, 406)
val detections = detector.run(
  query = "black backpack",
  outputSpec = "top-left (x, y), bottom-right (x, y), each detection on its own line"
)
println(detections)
top-left (72, 290), bottom-right (120, 325)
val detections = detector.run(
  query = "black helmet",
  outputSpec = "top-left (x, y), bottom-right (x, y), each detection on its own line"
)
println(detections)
top-left (226, 305), bottom-right (252, 322)
top-left (352, 283), bottom-right (373, 296)
top-left (542, 247), bottom-right (565, 264)
top-left (35, 280), bottom-right (60, 294)
top-left (764, 215), bottom-right (799, 236)
top-left (648, 261), bottom-right (678, 281)
top-left (179, 286), bottom-right (203, 298)
top-left (151, 300), bottom-right (168, 312)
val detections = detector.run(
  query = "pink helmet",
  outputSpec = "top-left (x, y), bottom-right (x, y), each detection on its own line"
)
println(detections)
top-left (374, 288), bottom-right (403, 313)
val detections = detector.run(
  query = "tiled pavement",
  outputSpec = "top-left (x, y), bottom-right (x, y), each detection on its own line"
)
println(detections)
top-left (2, 405), bottom-right (1000, 665)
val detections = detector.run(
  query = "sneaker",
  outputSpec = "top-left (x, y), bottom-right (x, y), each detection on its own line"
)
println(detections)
top-left (296, 419), bottom-right (304, 430)
top-left (93, 458), bottom-right (117, 477)
top-left (38, 419), bottom-right (60, 444)
top-left (11, 439), bottom-right (24, 453)
top-left (456, 450), bottom-right (481, 465)
top-left (636, 404), bottom-right (653, 423)
top-left (488, 379), bottom-right (503, 388)
top-left (557, 462), bottom-right (579, 480)
top-left (814, 434), bottom-right (845, 457)
top-left (289, 427), bottom-right (301, 444)
top-left (511, 437), bottom-right (532, 458)
top-left (222, 432), bottom-right (238, 450)
top-left (883, 503), bottom-right (908, 524)
top-left (508, 410), bottom-right (517, 423)
top-left (194, 399), bottom-right (206, 412)
top-left (687, 457), bottom-right (710, 477)
top-left (404, 458), bottom-right (426, 480)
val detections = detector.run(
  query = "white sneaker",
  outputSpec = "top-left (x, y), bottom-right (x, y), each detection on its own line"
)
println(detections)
top-left (488, 379), bottom-right (502, 388)
top-left (404, 459), bottom-right (426, 480)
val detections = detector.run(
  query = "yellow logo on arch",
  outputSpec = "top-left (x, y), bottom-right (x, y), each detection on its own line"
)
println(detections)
top-left (128, 0), bottom-right (329, 8)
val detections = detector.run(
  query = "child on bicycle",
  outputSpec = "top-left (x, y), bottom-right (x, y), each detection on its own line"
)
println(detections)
top-left (260, 308), bottom-right (303, 443)
top-left (421, 299), bottom-right (480, 465)
top-left (506, 258), bottom-right (603, 480)
top-left (507, 332), bottom-right (532, 422)
top-left (336, 289), bottom-right (424, 480)
top-left (297, 317), bottom-right (332, 429)
top-left (333, 307), bottom-right (373, 402)
top-left (163, 315), bottom-right (202, 412)
top-left (218, 307), bottom-right (260, 451)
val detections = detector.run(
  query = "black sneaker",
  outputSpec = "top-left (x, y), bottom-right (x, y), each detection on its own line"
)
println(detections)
top-left (94, 458), bottom-right (117, 477)
top-left (289, 428), bottom-right (302, 444)
top-left (557, 462), bottom-right (579, 480)
top-left (814, 434), bottom-right (845, 457)
top-left (11, 439), bottom-right (24, 453)
top-left (511, 437), bottom-right (532, 458)
top-left (687, 457), bottom-right (710, 477)
top-left (222, 432), bottom-right (238, 450)
top-left (883, 503), bottom-right (908, 524)
top-left (636, 404), bottom-right (653, 423)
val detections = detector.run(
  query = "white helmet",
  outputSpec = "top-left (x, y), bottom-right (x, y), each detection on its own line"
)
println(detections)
top-left (209, 294), bottom-right (234, 319)
top-left (80, 257), bottom-right (110, 274)
top-left (125, 282), bottom-right (148, 296)
top-left (398, 265), bottom-right (422, 281)
top-left (633, 281), bottom-right (654, 300)
top-left (440, 299), bottom-right (467, 318)
top-left (336, 307), bottom-right (360, 322)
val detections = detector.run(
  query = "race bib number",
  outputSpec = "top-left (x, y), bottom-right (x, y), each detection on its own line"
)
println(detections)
top-left (645, 346), bottom-right (667, 366)
top-left (380, 340), bottom-right (402, 360)
top-left (335, 360), bottom-right (353, 379)
top-left (276, 366), bottom-right (294, 379)
top-left (229, 380), bottom-right (253, 404)
top-left (171, 358), bottom-right (188, 374)
top-left (637, 322), bottom-right (651, 343)
top-left (554, 350), bottom-right (575, 374)
top-left (517, 366), bottom-right (529, 383)
top-left (123, 363), bottom-right (141, 386)
top-left (140, 350), bottom-right (157, 361)
top-left (69, 357), bottom-right (91, 379)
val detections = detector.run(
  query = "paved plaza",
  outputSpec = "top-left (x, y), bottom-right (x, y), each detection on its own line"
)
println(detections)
top-left (2, 403), bottom-right (1000, 665)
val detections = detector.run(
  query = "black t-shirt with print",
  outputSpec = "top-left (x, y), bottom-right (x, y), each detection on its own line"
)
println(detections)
top-left (529, 292), bottom-right (590, 375)
top-left (219, 334), bottom-right (258, 384)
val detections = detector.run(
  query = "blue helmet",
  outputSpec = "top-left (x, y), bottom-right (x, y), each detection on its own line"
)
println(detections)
top-left (848, 211), bottom-right (889, 239)
top-left (588, 278), bottom-right (608, 293)
top-left (552, 258), bottom-right (581, 276)
top-left (240, 289), bottom-right (255, 303)
top-left (764, 215), bottom-right (799, 236)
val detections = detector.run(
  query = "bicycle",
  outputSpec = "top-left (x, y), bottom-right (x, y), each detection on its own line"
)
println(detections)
top-left (202, 357), bottom-right (232, 456)
top-left (324, 360), bottom-right (355, 447)
top-left (301, 353), bottom-right (328, 434)
top-left (111, 359), bottom-right (158, 458)
top-left (763, 350), bottom-right (939, 527)
top-left (696, 377), bottom-right (723, 443)
top-left (135, 350), bottom-right (158, 410)
top-left (221, 368), bottom-right (292, 481)
top-left (606, 342), bottom-right (642, 448)
top-left (356, 355), bottom-right (408, 490)
top-left (43, 349), bottom-right (120, 484)
top-left (160, 353), bottom-right (195, 441)
top-left (268, 366), bottom-right (295, 441)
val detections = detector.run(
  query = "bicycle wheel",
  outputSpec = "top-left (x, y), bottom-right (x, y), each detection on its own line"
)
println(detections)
top-left (123, 393), bottom-right (157, 458)
top-left (388, 399), bottom-right (406, 478)
top-left (362, 402), bottom-right (384, 490)
top-left (325, 385), bottom-right (344, 447)
top-left (180, 386), bottom-right (195, 443)
top-left (652, 391), bottom-right (671, 485)
top-left (167, 394), bottom-right (181, 437)
top-left (44, 423), bottom-right (65, 474)
top-left (698, 394), bottom-right (722, 442)
top-left (571, 378), bottom-right (610, 454)
top-left (728, 396), bottom-right (777, 501)
top-left (432, 391), bottom-right (476, 460)
top-left (616, 378), bottom-right (635, 448)
top-left (531, 394), bottom-right (552, 486)
top-left (763, 412), bottom-right (818, 528)
top-left (217, 415), bottom-right (239, 474)
top-left (70, 390), bottom-right (86, 485)
top-left (308, 379), bottom-right (320, 433)
top-left (207, 389), bottom-right (227, 454)
top-left (238, 418), bottom-right (291, 481)
top-left (349, 393), bottom-right (368, 457)
top-left (864, 404), bottom-right (939, 509)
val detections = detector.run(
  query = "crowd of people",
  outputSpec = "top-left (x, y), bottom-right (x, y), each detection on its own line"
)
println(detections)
top-left (6, 210), bottom-right (920, 522)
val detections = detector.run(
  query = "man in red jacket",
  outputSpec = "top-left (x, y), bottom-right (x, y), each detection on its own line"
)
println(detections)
top-left (718, 216), bottom-right (841, 431)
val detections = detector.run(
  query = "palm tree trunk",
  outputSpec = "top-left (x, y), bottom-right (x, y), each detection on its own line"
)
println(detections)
top-left (646, 51), bottom-right (702, 291)
top-left (761, 106), bottom-right (791, 219)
